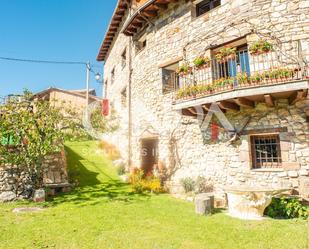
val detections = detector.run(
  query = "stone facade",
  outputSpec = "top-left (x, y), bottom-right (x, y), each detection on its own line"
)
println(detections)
top-left (101, 0), bottom-right (309, 198)
top-left (32, 88), bottom-right (101, 116)
top-left (0, 151), bottom-right (68, 201)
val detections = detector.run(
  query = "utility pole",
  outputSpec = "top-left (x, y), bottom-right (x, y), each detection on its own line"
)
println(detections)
top-left (85, 61), bottom-right (90, 118)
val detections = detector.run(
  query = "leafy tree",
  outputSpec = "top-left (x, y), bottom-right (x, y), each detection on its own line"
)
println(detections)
top-left (0, 93), bottom-right (64, 190)
top-left (0, 91), bottom-right (119, 193)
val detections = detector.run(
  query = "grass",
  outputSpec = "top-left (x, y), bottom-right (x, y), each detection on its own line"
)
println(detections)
top-left (0, 141), bottom-right (308, 249)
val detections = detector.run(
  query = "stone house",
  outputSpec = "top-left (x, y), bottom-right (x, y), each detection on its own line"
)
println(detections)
top-left (32, 87), bottom-right (101, 116)
top-left (97, 0), bottom-right (309, 200)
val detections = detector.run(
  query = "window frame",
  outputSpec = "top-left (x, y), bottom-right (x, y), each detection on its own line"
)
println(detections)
top-left (135, 32), bottom-right (147, 54)
top-left (111, 68), bottom-right (115, 85)
top-left (120, 87), bottom-right (127, 107)
top-left (249, 134), bottom-right (282, 170)
top-left (193, 0), bottom-right (221, 18)
top-left (121, 48), bottom-right (127, 69)
top-left (160, 59), bottom-right (182, 94)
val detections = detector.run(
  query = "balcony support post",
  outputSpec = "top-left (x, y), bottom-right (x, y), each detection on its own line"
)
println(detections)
top-left (289, 89), bottom-right (308, 105)
top-left (264, 94), bottom-right (275, 107)
top-left (234, 98), bottom-right (255, 109)
top-left (217, 101), bottom-right (240, 111)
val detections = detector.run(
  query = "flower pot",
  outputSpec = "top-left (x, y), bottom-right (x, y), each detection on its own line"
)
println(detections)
top-left (226, 54), bottom-right (236, 61)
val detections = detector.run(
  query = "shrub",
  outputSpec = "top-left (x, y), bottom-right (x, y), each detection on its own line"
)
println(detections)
top-left (180, 177), bottom-right (195, 193)
top-left (195, 176), bottom-right (213, 194)
top-left (176, 63), bottom-right (192, 76)
top-left (249, 73), bottom-right (263, 83)
top-left (265, 197), bottom-right (309, 219)
top-left (249, 40), bottom-right (273, 55)
top-left (215, 46), bottom-right (236, 62)
top-left (98, 140), bottom-right (121, 161)
top-left (236, 73), bottom-right (249, 85)
top-left (129, 169), bottom-right (164, 194)
top-left (193, 56), bottom-right (210, 69)
top-left (116, 164), bottom-right (126, 175)
top-left (213, 78), bottom-right (234, 88)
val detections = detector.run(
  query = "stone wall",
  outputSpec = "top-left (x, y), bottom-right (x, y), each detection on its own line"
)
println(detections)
top-left (167, 98), bottom-right (309, 198)
top-left (43, 150), bottom-right (68, 185)
top-left (0, 151), bottom-right (68, 201)
top-left (103, 0), bottom-right (309, 198)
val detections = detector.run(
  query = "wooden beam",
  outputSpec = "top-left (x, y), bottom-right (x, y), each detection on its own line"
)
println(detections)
top-left (127, 26), bottom-right (137, 33)
top-left (131, 22), bottom-right (143, 28)
top-left (289, 89), bottom-right (307, 105)
top-left (135, 15), bottom-right (145, 22)
top-left (157, 0), bottom-right (173, 3)
top-left (264, 94), bottom-right (274, 107)
top-left (234, 98), bottom-right (255, 108)
top-left (153, 3), bottom-right (168, 10)
top-left (217, 101), bottom-right (240, 111)
top-left (110, 23), bottom-right (119, 28)
top-left (242, 127), bottom-right (288, 135)
top-left (142, 10), bottom-right (157, 18)
top-left (182, 109), bottom-right (196, 117)
top-left (188, 107), bottom-right (197, 115)
top-left (202, 104), bottom-right (211, 112)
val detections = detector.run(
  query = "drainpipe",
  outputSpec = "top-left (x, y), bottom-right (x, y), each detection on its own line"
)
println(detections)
top-left (128, 36), bottom-right (133, 169)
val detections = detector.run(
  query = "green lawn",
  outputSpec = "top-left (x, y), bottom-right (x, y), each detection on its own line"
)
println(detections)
top-left (0, 141), bottom-right (308, 249)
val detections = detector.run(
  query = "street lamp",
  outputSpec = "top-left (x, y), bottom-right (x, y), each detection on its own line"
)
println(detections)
top-left (94, 72), bottom-right (105, 99)
top-left (95, 72), bottom-right (101, 82)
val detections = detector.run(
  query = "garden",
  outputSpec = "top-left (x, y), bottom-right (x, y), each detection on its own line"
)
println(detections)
top-left (0, 92), bottom-right (308, 249)
top-left (0, 141), bottom-right (308, 249)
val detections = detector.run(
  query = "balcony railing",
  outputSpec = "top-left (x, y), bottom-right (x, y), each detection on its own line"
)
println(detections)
top-left (172, 47), bottom-right (309, 102)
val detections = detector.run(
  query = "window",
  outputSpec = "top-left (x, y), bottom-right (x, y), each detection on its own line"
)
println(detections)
top-left (196, 0), bottom-right (221, 17)
top-left (121, 87), bottom-right (127, 107)
top-left (111, 68), bottom-right (115, 85)
top-left (121, 49), bottom-right (127, 68)
top-left (161, 62), bottom-right (180, 93)
top-left (250, 134), bottom-right (282, 169)
top-left (136, 33), bottom-right (147, 53)
top-left (213, 44), bottom-right (250, 82)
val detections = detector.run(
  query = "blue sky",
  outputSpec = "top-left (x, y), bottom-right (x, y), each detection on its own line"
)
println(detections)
top-left (0, 0), bottom-right (117, 98)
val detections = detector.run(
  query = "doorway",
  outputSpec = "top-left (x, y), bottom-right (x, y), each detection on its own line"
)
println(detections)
top-left (141, 138), bottom-right (158, 175)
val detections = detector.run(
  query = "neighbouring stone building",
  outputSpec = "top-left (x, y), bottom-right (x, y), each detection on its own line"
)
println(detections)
top-left (97, 0), bottom-right (309, 200)
top-left (32, 87), bottom-right (101, 116)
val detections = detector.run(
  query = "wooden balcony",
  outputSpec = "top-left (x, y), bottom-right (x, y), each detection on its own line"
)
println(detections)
top-left (171, 48), bottom-right (309, 115)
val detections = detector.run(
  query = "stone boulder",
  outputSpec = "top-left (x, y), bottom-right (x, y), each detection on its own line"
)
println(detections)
top-left (0, 191), bottom-right (16, 202)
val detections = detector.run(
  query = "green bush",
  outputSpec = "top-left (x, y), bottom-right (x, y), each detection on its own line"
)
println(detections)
top-left (116, 164), bottom-right (126, 175)
top-left (265, 197), bottom-right (309, 219)
top-left (180, 177), bottom-right (195, 193)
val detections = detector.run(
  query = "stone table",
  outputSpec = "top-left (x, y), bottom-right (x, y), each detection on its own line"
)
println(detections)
top-left (224, 186), bottom-right (290, 220)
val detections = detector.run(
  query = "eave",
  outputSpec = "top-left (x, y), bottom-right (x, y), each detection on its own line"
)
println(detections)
top-left (96, 0), bottom-right (179, 61)
top-left (96, 0), bottom-right (129, 62)
top-left (122, 0), bottom-right (179, 36)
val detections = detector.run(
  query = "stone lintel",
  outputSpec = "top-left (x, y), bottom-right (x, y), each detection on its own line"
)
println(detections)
top-left (282, 162), bottom-right (301, 170)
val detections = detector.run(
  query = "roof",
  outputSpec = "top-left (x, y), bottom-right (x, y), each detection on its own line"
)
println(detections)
top-left (31, 87), bottom-right (102, 102)
top-left (69, 89), bottom-right (97, 96)
top-left (97, 0), bottom-right (179, 62)
top-left (96, 0), bottom-right (129, 61)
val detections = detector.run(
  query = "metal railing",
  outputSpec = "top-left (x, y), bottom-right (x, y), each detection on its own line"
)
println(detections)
top-left (173, 44), bottom-right (308, 101)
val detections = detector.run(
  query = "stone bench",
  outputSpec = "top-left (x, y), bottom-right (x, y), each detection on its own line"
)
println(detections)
top-left (44, 183), bottom-right (71, 196)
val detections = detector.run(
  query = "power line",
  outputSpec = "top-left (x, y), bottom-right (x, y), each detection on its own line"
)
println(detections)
top-left (0, 55), bottom-right (104, 86)
top-left (0, 56), bottom-right (87, 65)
